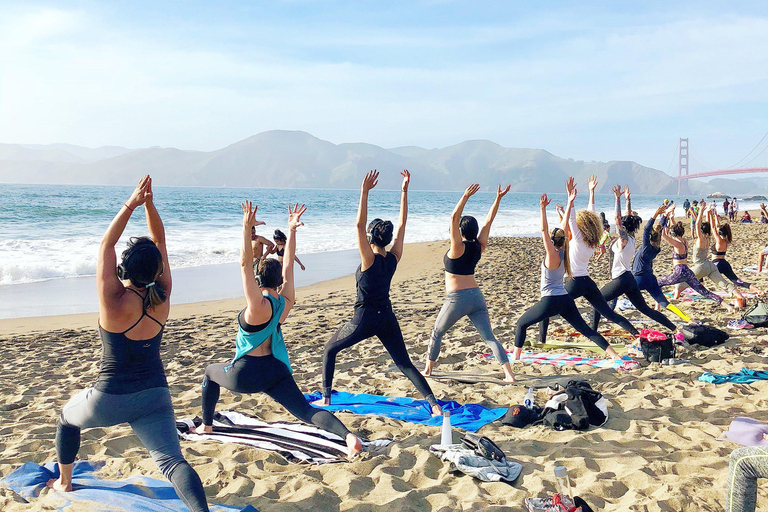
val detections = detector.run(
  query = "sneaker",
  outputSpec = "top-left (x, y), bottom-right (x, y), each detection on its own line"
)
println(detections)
top-left (524, 494), bottom-right (577, 512)
top-left (727, 319), bottom-right (754, 330)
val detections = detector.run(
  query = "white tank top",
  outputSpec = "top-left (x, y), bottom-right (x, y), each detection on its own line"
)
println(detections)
top-left (611, 235), bottom-right (635, 279)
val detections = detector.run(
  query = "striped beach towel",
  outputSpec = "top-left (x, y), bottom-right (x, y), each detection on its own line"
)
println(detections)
top-left (483, 350), bottom-right (634, 369)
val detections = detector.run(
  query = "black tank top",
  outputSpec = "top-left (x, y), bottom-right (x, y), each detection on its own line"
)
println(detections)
top-left (94, 290), bottom-right (167, 394)
top-left (355, 252), bottom-right (398, 309)
top-left (443, 241), bottom-right (482, 275)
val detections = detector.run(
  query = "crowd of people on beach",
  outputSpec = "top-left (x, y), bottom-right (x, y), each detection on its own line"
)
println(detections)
top-left (43, 173), bottom-right (767, 512)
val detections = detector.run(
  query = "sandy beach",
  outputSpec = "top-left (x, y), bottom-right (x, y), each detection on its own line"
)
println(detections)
top-left (2, 221), bottom-right (768, 511)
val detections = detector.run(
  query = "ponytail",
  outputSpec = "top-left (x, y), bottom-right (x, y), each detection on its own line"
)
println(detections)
top-left (144, 279), bottom-right (167, 310)
top-left (561, 236), bottom-right (572, 278)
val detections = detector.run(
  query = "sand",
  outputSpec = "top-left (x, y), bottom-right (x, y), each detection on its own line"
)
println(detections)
top-left (2, 222), bottom-right (768, 511)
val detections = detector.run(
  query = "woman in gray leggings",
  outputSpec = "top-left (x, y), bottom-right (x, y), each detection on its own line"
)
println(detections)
top-left (422, 183), bottom-right (515, 382)
top-left (726, 445), bottom-right (768, 512)
top-left (49, 176), bottom-right (209, 512)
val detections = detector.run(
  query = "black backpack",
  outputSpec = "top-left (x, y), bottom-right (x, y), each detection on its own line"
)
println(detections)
top-left (539, 380), bottom-right (607, 431)
top-left (640, 335), bottom-right (675, 363)
top-left (681, 323), bottom-right (729, 348)
top-left (743, 302), bottom-right (768, 327)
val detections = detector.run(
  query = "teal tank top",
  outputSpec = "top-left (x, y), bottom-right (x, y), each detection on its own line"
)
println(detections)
top-left (233, 294), bottom-right (292, 373)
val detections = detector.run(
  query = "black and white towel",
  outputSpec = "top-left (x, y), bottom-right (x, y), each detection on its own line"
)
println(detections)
top-left (177, 410), bottom-right (391, 465)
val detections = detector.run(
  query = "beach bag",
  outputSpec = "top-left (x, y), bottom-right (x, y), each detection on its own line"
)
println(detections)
top-left (681, 323), bottom-right (729, 348)
top-left (461, 433), bottom-right (506, 463)
top-left (742, 301), bottom-right (768, 327)
top-left (639, 335), bottom-right (675, 363)
top-left (539, 381), bottom-right (607, 431)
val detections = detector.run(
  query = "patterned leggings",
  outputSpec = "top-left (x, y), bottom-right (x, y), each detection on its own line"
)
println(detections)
top-left (657, 264), bottom-right (722, 304)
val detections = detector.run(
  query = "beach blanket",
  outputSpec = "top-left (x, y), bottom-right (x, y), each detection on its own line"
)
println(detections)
top-left (483, 350), bottom-right (634, 369)
top-left (718, 417), bottom-right (768, 447)
top-left (177, 410), bottom-right (391, 464)
top-left (0, 461), bottom-right (257, 511)
top-left (666, 290), bottom-right (757, 301)
top-left (699, 367), bottom-right (768, 384)
top-left (304, 391), bottom-right (505, 432)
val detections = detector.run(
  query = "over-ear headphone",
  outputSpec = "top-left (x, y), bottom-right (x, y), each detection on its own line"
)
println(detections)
top-left (117, 239), bottom-right (155, 281)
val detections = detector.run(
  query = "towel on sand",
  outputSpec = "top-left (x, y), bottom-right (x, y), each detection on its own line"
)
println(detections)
top-left (483, 351), bottom-right (634, 369)
top-left (304, 391), bottom-right (505, 433)
top-left (429, 444), bottom-right (522, 483)
top-left (699, 367), bottom-right (768, 384)
top-left (0, 461), bottom-right (256, 511)
top-left (718, 417), bottom-right (768, 447)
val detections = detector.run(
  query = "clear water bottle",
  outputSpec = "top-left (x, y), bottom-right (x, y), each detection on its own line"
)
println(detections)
top-left (554, 465), bottom-right (573, 498)
top-left (440, 411), bottom-right (452, 446)
top-left (524, 387), bottom-right (535, 409)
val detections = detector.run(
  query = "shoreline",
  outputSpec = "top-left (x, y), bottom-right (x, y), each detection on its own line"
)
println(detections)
top-left (0, 239), bottom-right (449, 335)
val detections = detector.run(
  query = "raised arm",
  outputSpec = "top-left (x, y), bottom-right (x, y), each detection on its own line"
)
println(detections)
top-left (694, 200), bottom-right (706, 240)
top-left (644, 205), bottom-right (665, 245)
top-left (448, 184), bottom-right (479, 258)
top-left (709, 207), bottom-right (724, 243)
top-left (356, 170), bottom-right (378, 269)
top-left (587, 175), bottom-right (598, 212)
top-left (540, 193), bottom-right (558, 269)
top-left (612, 184), bottom-right (628, 249)
top-left (389, 169), bottom-right (410, 262)
top-left (563, 177), bottom-right (581, 240)
top-left (240, 201), bottom-right (270, 318)
top-left (143, 178), bottom-right (172, 295)
top-left (97, 176), bottom-right (151, 308)
top-left (278, 203), bottom-right (306, 321)
top-left (623, 185), bottom-right (632, 215)
top-left (477, 184), bottom-right (510, 251)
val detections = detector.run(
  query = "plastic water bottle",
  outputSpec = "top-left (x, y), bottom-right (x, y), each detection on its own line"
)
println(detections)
top-left (524, 387), bottom-right (535, 409)
top-left (440, 411), bottom-right (452, 446)
top-left (554, 465), bottom-right (573, 498)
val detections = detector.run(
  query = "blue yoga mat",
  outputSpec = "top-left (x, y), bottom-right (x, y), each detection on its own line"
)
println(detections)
top-left (1, 461), bottom-right (257, 511)
top-left (699, 367), bottom-right (768, 384)
top-left (304, 391), bottom-right (505, 432)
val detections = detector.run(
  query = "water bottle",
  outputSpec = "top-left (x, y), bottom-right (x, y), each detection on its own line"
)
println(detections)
top-left (440, 411), bottom-right (452, 446)
top-left (554, 465), bottom-right (573, 498)
top-left (524, 387), bottom-right (535, 409)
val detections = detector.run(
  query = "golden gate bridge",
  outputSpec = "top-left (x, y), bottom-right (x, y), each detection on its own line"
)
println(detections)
top-left (675, 133), bottom-right (768, 194)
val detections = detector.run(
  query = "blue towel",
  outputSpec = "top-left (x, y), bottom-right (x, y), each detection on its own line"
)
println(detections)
top-left (304, 391), bottom-right (506, 432)
top-left (699, 367), bottom-right (768, 384)
top-left (1, 461), bottom-right (257, 511)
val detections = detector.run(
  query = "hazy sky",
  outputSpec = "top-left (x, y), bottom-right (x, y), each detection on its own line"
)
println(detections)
top-left (1, 1), bottom-right (767, 175)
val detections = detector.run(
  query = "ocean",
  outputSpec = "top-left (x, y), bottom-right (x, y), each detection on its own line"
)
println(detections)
top-left (0, 183), bottom-right (743, 319)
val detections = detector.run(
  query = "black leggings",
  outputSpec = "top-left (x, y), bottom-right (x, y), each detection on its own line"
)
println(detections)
top-left (713, 258), bottom-right (752, 289)
top-left (634, 272), bottom-right (668, 307)
top-left (539, 275), bottom-right (639, 343)
top-left (590, 271), bottom-right (676, 331)
top-left (201, 354), bottom-right (350, 439)
top-left (515, 294), bottom-right (610, 350)
top-left (322, 305), bottom-right (437, 406)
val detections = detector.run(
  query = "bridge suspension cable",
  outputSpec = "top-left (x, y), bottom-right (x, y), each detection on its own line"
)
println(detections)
top-left (728, 129), bottom-right (768, 169)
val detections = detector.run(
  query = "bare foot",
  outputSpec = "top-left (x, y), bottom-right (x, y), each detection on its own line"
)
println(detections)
top-left (46, 477), bottom-right (72, 492)
top-left (503, 373), bottom-right (516, 383)
top-left (346, 433), bottom-right (363, 458)
top-left (421, 360), bottom-right (436, 377)
top-left (311, 397), bottom-right (330, 407)
top-left (189, 425), bottom-right (213, 434)
top-left (431, 404), bottom-right (443, 416)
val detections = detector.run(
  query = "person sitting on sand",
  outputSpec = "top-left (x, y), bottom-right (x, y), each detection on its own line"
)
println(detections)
top-left (740, 211), bottom-right (752, 224)
top-left (422, 183), bottom-right (515, 382)
top-left (535, 175), bottom-right (639, 351)
top-left (196, 201), bottom-right (362, 457)
top-left (251, 226), bottom-right (274, 267)
top-left (314, 170), bottom-right (442, 415)
top-left (631, 204), bottom-right (691, 321)
top-left (760, 211), bottom-right (768, 224)
top-left (726, 443), bottom-right (768, 512)
top-left (271, 229), bottom-right (305, 270)
top-left (590, 184), bottom-right (678, 333)
top-left (711, 213), bottom-right (762, 295)
top-left (48, 176), bottom-right (210, 512)
top-left (656, 204), bottom-right (735, 313)
top-left (672, 204), bottom-right (745, 304)
top-left (512, 189), bottom-right (619, 360)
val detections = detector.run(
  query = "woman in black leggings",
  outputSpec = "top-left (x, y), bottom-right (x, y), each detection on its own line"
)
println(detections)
top-left (711, 215), bottom-right (762, 295)
top-left (197, 201), bottom-right (362, 457)
top-left (534, 175), bottom-right (637, 353)
top-left (590, 185), bottom-right (677, 332)
top-left (314, 170), bottom-right (442, 415)
top-left (513, 188), bottom-right (617, 359)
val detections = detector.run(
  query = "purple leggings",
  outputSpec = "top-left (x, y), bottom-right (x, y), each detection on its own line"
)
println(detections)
top-left (657, 264), bottom-right (722, 304)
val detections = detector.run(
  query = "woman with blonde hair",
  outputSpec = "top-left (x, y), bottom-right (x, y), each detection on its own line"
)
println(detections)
top-left (513, 187), bottom-right (615, 359)
top-left (533, 176), bottom-right (637, 354)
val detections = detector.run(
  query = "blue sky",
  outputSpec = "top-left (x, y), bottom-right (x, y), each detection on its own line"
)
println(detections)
top-left (1, 1), bottom-right (767, 175)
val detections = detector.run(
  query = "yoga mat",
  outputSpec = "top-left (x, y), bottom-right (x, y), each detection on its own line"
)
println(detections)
top-left (0, 461), bottom-right (257, 511)
top-left (303, 391), bottom-right (505, 432)
top-left (484, 351), bottom-right (634, 369)
top-left (426, 370), bottom-right (566, 387)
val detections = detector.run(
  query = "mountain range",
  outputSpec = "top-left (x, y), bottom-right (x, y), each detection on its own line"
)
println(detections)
top-left (0, 130), bottom-right (763, 195)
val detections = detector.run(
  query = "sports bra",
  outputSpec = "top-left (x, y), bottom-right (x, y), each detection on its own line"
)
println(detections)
top-left (95, 288), bottom-right (167, 394)
top-left (443, 241), bottom-right (482, 276)
top-left (672, 240), bottom-right (688, 260)
top-left (712, 248), bottom-right (727, 256)
top-left (276, 247), bottom-right (285, 257)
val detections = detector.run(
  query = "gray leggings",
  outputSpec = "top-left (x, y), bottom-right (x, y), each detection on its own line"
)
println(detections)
top-left (675, 259), bottom-right (736, 295)
top-left (56, 387), bottom-right (209, 512)
top-left (427, 287), bottom-right (509, 364)
top-left (726, 446), bottom-right (768, 512)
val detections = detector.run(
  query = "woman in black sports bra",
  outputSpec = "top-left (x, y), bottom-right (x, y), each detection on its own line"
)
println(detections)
top-left (711, 214), bottom-right (762, 294)
top-left (314, 170), bottom-right (442, 415)
top-left (49, 176), bottom-right (209, 512)
top-left (271, 229), bottom-right (305, 271)
top-left (422, 183), bottom-right (515, 382)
